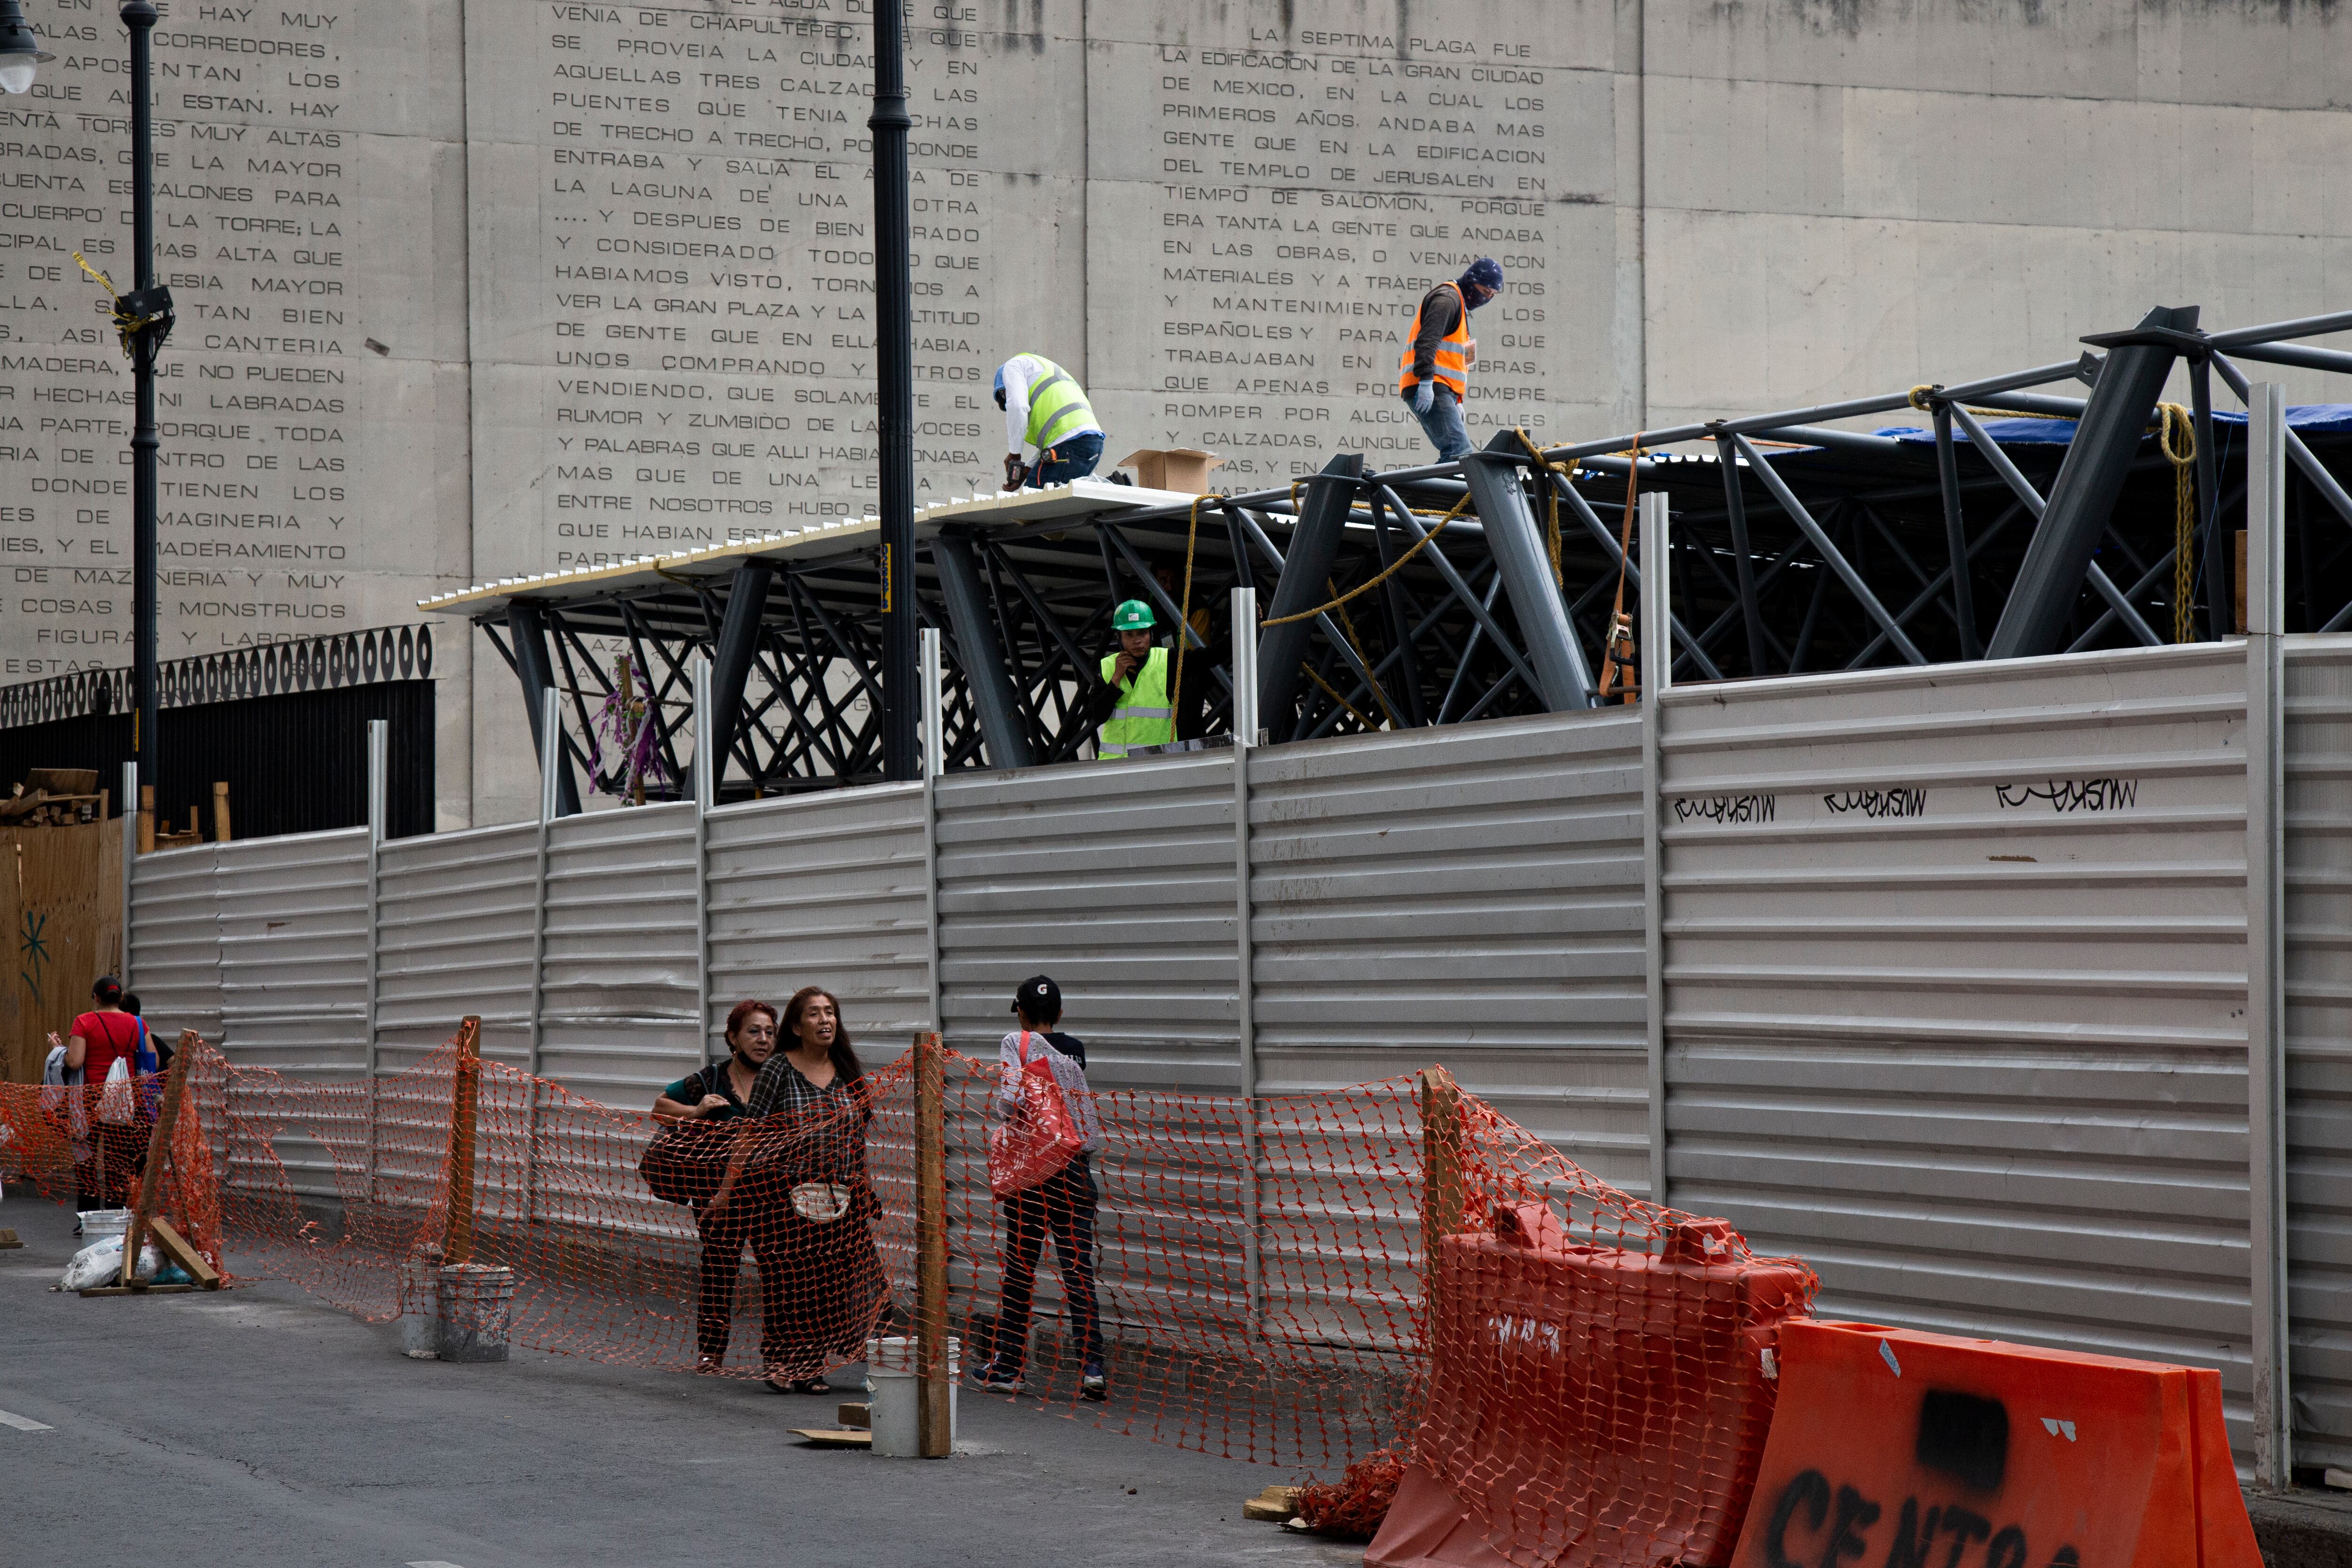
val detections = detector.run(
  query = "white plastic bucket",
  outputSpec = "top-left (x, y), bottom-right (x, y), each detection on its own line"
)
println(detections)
top-left (865, 1335), bottom-right (959, 1458)
top-left (78, 1208), bottom-right (133, 1243)
top-left (436, 1262), bottom-right (518, 1364)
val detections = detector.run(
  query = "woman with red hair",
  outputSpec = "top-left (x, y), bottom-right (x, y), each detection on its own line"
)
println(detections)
top-left (652, 998), bottom-right (783, 1374)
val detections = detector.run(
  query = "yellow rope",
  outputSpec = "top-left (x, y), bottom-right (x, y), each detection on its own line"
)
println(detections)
top-left (1260, 491), bottom-right (1471, 626)
top-left (1908, 384), bottom-right (2073, 422)
top-left (1299, 661), bottom-right (1375, 733)
top-left (1324, 582), bottom-right (1401, 730)
top-left (1510, 427), bottom-right (1572, 589)
top-left (2156, 403), bottom-right (2197, 643)
top-left (1593, 433), bottom-right (1644, 704)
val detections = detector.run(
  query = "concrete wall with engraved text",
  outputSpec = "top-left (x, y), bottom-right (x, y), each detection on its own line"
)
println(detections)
top-left (1, 0), bottom-right (2346, 827)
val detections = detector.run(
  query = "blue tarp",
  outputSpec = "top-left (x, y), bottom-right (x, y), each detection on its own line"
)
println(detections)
top-left (1872, 404), bottom-right (2352, 446)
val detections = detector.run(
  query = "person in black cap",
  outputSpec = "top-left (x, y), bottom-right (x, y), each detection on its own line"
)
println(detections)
top-left (970, 974), bottom-right (1107, 1401)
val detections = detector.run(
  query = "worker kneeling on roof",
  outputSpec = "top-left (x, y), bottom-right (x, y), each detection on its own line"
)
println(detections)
top-left (996, 353), bottom-right (1104, 491)
top-left (1399, 257), bottom-right (1503, 462)
top-left (1093, 599), bottom-right (1173, 761)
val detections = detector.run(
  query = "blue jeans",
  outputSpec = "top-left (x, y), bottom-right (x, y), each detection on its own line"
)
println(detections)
top-left (1028, 430), bottom-right (1104, 487)
top-left (1404, 384), bottom-right (1471, 462)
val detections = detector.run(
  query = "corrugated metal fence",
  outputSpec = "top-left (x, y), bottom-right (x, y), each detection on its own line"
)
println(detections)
top-left (1658, 644), bottom-right (2257, 1448)
top-left (123, 634), bottom-right (2352, 1474)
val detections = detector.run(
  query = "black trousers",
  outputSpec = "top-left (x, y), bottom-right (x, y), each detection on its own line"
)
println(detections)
top-left (992, 1156), bottom-right (1102, 1372)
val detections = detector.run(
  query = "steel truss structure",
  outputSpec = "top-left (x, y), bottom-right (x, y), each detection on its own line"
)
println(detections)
top-left (443, 304), bottom-right (2352, 806)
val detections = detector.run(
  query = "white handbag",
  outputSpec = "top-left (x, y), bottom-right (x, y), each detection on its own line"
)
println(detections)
top-left (789, 1181), bottom-right (850, 1223)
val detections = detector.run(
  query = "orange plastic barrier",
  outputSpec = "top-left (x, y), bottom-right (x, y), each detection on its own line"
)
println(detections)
top-left (1728, 1321), bottom-right (2259, 1568)
top-left (1369, 1205), bottom-right (1814, 1568)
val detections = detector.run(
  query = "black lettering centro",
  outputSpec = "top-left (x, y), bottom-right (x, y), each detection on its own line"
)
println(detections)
top-left (1758, 1471), bottom-right (2074, 1568)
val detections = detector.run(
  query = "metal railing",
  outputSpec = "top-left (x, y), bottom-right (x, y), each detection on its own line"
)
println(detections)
top-left (0, 624), bottom-right (436, 729)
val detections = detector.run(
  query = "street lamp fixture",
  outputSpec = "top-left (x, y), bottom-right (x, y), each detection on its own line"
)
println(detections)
top-left (0, 0), bottom-right (56, 95)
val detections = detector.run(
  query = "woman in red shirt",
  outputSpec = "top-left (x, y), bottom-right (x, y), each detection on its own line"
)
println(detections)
top-left (47, 975), bottom-right (147, 1211)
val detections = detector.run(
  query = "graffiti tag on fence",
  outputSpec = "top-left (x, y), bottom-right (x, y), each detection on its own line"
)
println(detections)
top-left (1994, 777), bottom-right (2138, 814)
top-left (1674, 794), bottom-right (1778, 825)
top-left (1822, 788), bottom-right (1927, 820)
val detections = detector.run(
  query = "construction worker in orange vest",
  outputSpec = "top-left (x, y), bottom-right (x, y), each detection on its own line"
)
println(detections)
top-left (1398, 257), bottom-right (1504, 462)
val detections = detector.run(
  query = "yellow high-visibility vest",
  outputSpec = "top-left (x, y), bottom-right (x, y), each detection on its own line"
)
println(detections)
top-left (1023, 359), bottom-right (1097, 451)
top-left (1098, 648), bottom-right (1173, 760)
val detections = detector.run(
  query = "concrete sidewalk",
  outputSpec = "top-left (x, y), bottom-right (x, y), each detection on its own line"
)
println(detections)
top-left (0, 1188), bottom-right (1361, 1568)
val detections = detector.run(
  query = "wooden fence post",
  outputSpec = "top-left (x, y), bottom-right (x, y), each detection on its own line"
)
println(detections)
top-left (118, 1034), bottom-right (193, 1288)
top-left (914, 1029), bottom-right (950, 1458)
top-left (211, 782), bottom-right (231, 843)
top-left (1419, 1066), bottom-right (1464, 1275)
top-left (136, 784), bottom-right (154, 855)
top-left (444, 1015), bottom-right (482, 1266)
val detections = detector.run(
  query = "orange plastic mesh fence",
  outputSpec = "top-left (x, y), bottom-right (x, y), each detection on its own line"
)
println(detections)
top-left (1, 1034), bottom-right (1814, 1564)
top-left (0, 1054), bottom-right (225, 1275)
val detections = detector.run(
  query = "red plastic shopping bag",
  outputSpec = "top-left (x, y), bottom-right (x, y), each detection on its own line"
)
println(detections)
top-left (987, 1031), bottom-right (1085, 1198)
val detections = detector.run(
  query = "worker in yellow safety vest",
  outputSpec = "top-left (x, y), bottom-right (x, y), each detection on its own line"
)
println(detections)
top-left (1093, 599), bottom-right (1173, 761)
top-left (996, 354), bottom-right (1105, 490)
top-left (1398, 257), bottom-right (1504, 462)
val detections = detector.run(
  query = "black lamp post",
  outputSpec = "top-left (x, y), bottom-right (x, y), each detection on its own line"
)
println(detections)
top-left (0, 0), bottom-right (53, 95)
top-left (869, 0), bottom-right (915, 782)
top-left (120, 1), bottom-right (169, 795)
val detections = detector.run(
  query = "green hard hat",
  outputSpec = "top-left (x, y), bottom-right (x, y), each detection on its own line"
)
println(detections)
top-left (1113, 599), bottom-right (1157, 632)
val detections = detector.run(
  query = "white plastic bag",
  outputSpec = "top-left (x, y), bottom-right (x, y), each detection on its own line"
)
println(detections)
top-left (56, 1234), bottom-right (160, 1292)
top-left (96, 1055), bottom-right (133, 1125)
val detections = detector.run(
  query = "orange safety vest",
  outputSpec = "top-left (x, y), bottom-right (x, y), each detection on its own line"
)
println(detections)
top-left (1397, 281), bottom-right (1471, 396)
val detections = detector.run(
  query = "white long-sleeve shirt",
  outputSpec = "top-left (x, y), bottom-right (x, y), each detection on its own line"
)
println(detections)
top-left (993, 1029), bottom-right (1103, 1154)
top-left (999, 353), bottom-right (1102, 459)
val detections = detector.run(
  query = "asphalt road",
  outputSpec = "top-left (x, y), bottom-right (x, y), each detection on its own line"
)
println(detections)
top-left (0, 1187), bottom-right (1365, 1568)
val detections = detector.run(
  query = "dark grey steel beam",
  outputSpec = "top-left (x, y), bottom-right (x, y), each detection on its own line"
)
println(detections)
top-left (1375, 484), bottom-right (1547, 698)
top-left (506, 601), bottom-right (582, 817)
top-left (1460, 449), bottom-right (1593, 710)
top-left (2210, 309), bottom-right (2352, 349)
top-left (707, 560), bottom-right (773, 784)
top-left (1944, 404), bottom-right (2163, 649)
top-left (2067, 548), bottom-right (2181, 654)
top-left (1946, 402), bottom-right (2050, 520)
top-left (2087, 557), bottom-right (2163, 647)
top-left (1541, 471), bottom-right (1724, 679)
top-left (2212, 353), bottom-right (2352, 536)
top-left (1932, 404), bottom-right (1981, 658)
top-left (1726, 431), bottom-right (1927, 665)
top-left (1987, 304), bottom-right (2197, 658)
top-left (2220, 341), bottom-right (2352, 378)
top-left (1713, 434), bottom-right (1770, 674)
top-left (2189, 357), bottom-right (2224, 641)
top-left (1740, 425), bottom-right (1909, 455)
top-left (931, 535), bottom-right (1035, 769)
top-left (1256, 453), bottom-right (1360, 730)
top-left (1957, 391), bottom-right (2089, 419)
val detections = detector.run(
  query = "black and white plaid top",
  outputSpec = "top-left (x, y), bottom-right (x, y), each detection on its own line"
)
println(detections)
top-left (744, 1053), bottom-right (858, 1121)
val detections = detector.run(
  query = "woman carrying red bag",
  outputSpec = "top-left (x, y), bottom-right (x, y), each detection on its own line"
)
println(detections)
top-left (971, 974), bottom-right (1107, 1401)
